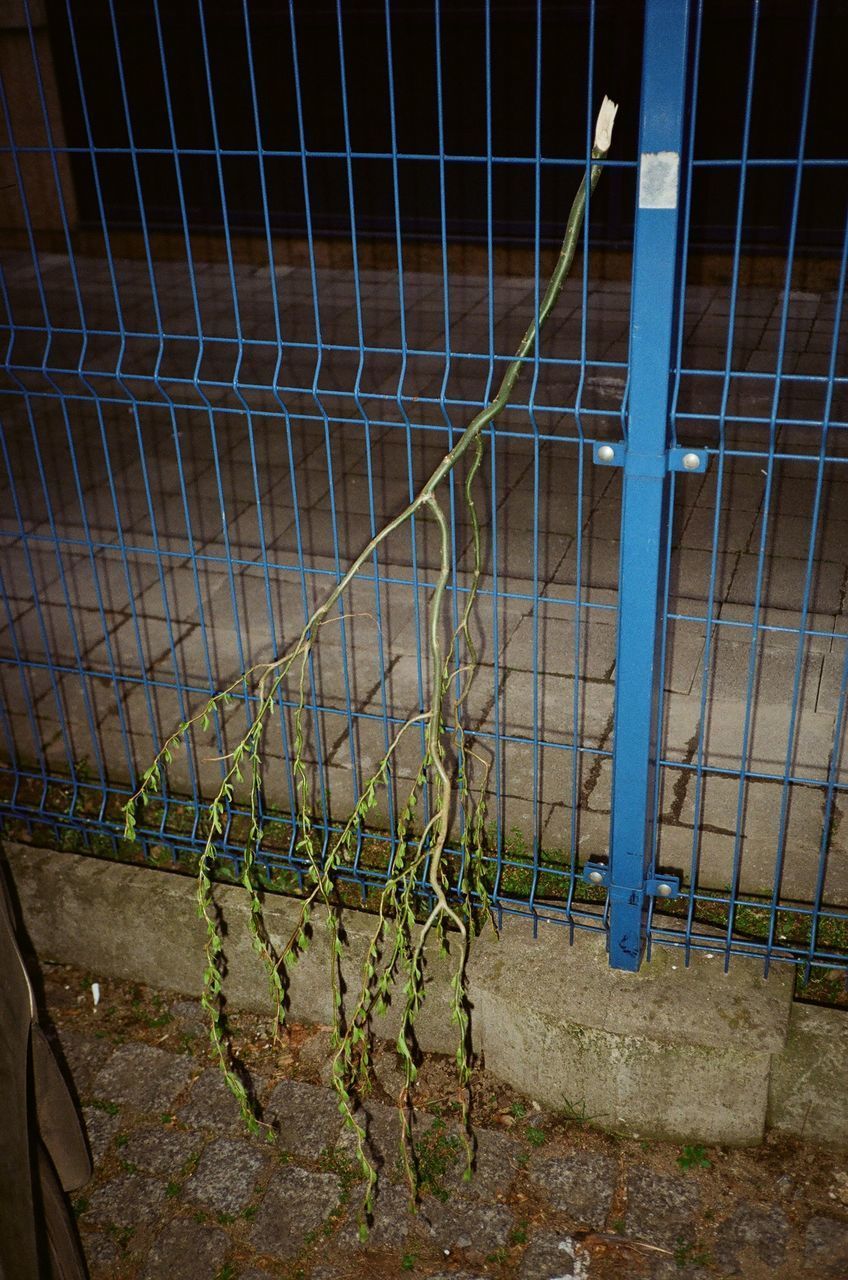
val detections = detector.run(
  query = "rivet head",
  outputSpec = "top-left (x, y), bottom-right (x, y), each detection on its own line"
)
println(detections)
top-left (682, 451), bottom-right (701, 471)
top-left (597, 444), bottom-right (615, 463)
top-left (656, 881), bottom-right (673, 897)
top-left (588, 869), bottom-right (605, 885)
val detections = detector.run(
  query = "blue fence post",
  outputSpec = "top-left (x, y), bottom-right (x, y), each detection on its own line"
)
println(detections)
top-left (607, 0), bottom-right (691, 971)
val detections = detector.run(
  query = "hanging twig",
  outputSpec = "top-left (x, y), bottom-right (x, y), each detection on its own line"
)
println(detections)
top-left (124, 95), bottom-right (618, 1230)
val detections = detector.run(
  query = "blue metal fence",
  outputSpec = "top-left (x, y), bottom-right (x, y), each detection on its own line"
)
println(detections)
top-left (0, 0), bottom-right (845, 976)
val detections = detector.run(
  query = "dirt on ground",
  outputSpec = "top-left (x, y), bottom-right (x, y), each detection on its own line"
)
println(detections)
top-left (35, 960), bottom-right (848, 1280)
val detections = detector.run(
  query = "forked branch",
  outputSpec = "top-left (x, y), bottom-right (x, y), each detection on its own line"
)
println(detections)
top-left (124, 96), bottom-right (618, 1229)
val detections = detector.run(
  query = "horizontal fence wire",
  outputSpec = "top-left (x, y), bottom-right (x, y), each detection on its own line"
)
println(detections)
top-left (0, 0), bottom-right (845, 970)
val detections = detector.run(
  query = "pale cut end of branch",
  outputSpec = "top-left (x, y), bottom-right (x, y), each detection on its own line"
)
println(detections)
top-left (593, 95), bottom-right (619, 154)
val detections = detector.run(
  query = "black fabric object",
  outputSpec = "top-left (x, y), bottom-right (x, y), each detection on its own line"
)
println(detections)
top-left (0, 849), bottom-right (91, 1280)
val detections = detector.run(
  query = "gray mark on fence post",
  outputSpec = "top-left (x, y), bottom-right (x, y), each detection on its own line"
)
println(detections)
top-left (638, 151), bottom-right (680, 209)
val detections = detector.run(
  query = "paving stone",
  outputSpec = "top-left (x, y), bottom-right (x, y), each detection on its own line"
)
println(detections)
top-left (680, 504), bottom-right (759, 555)
top-left (141, 1218), bottom-right (230, 1280)
top-left (518, 1232), bottom-right (585, 1279)
top-left (529, 1152), bottom-right (617, 1229)
top-left (445, 1128), bottom-right (521, 1201)
top-left (672, 775), bottom-right (837, 900)
top-left (426, 1275), bottom-right (487, 1280)
top-left (55, 1029), bottom-right (114, 1097)
top-left (624, 1169), bottom-right (701, 1249)
top-left (424, 1197), bottom-right (515, 1253)
top-left (804, 1215), bottom-right (848, 1276)
top-left (641, 1261), bottom-right (712, 1280)
top-left (729, 551), bottom-right (844, 614)
top-left (297, 1026), bottom-right (336, 1085)
top-left (84, 1172), bottom-right (166, 1228)
top-left (371, 1045), bottom-right (407, 1099)
top-left (769, 1004), bottom-right (848, 1145)
top-left (712, 1201), bottom-right (790, 1271)
top-left (82, 1106), bottom-right (123, 1163)
top-left (90, 1042), bottom-right (197, 1112)
top-left (185, 1135), bottom-right (268, 1213)
top-left (337, 1178), bottom-right (415, 1248)
top-left (176, 1064), bottom-right (257, 1133)
top-left (267, 1078), bottom-right (344, 1157)
top-left (664, 621), bottom-right (707, 696)
top-left (249, 1165), bottom-right (341, 1260)
top-left (119, 1125), bottom-right (199, 1177)
top-left (80, 1230), bottom-right (121, 1276)
top-left (499, 668), bottom-right (614, 746)
top-left (334, 1099), bottom-right (410, 1187)
top-left (504, 615), bottom-right (618, 682)
top-left (169, 998), bottom-right (207, 1031)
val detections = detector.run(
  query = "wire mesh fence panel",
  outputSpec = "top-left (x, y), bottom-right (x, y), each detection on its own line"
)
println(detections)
top-left (0, 0), bottom-right (632, 941)
top-left (0, 0), bottom-right (844, 971)
top-left (647, 0), bottom-right (848, 974)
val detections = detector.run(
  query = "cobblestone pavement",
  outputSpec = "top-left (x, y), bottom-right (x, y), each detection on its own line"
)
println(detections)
top-left (40, 961), bottom-right (847, 1280)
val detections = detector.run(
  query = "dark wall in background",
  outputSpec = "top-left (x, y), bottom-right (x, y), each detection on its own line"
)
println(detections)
top-left (46, 0), bottom-right (845, 255)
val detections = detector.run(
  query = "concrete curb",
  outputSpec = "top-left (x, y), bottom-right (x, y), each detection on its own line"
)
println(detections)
top-left (6, 842), bottom-right (845, 1147)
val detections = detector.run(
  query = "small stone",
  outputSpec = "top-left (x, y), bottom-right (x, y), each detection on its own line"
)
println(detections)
top-left (119, 1126), bottom-right (197, 1177)
top-left (84, 1173), bottom-right (166, 1228)
top-left (141, 1219), bottom-right (230, 1280)
top-left (529, 1152), bottom-right (617, 1229)
top-left (185, 1136), bottom-right (268, 1214)
top-left (518, 1232), bottom-right (583, 1279)
top-left (713, 1202), bottom-right (789, 1271)
top-left (424, 1199), bottom-right (515, 1254)
top-left (267, 1079), bottom-right (344, 1157)
top-left (625, 1169), bottom-right (701, 1249)
top-left (249, 1166), bottom-right (341, 1259)
top-left (82, 1106), bottom-right (122, 1164)
top-left (804, 1215), bottom-right (848, 1276)
top-left (91, 1043), bottom-right (196, 1112)
top-left (176, 1066), bottom-right (256, 1134)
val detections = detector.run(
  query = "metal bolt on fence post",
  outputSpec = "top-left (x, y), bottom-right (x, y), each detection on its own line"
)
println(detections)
top-left (682, 451), bottom-right (701, 470)
top-left (597, 444), bottom-right (615, 463)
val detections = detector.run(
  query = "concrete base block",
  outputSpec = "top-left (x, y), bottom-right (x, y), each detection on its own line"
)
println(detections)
top-left (469, 918), bottom-right (789, 1146)
top-left (5, 842), bottom-right (843, 1148)
top-left (3, 842), bottom-right (462, 1060)
top-left (767, 1003), bottom-right (848, 1146)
